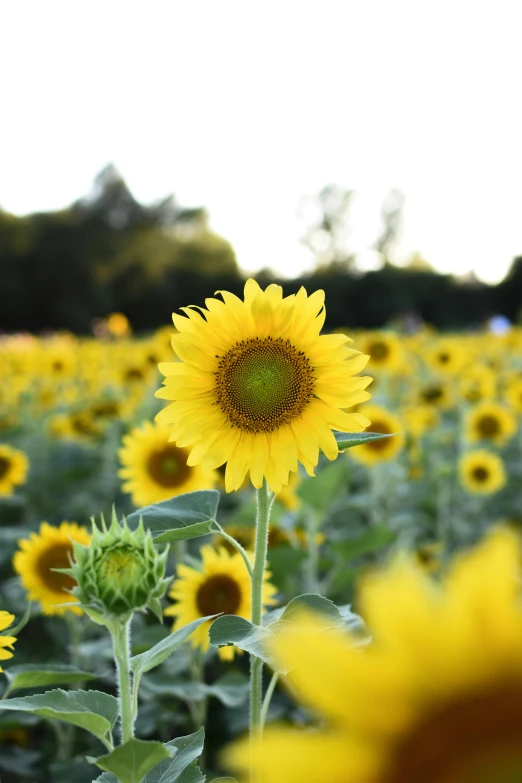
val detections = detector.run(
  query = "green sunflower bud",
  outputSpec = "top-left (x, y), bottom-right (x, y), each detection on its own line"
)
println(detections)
top-left (67, 512), bottom-right (170, 623)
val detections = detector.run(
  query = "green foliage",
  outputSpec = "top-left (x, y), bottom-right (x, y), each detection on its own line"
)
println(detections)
top-left (143, 728), bottom-right (205, 783)
top-left (127, 490), bottom-right (220, 542)
top-left (131, 616), bottom-right (215, 681)
top-left (330, 526), bottom-right (397, 560)
top-left (335, 431), bottom-right (398, 450)
top-left (4, 663), bottom-right (98, 692)
top-left (0, 689), bottom-right (118, 746)
top-left (298, 459), bottom-right (348, 512)
top-left (94, 738), bottom-right (171, 783)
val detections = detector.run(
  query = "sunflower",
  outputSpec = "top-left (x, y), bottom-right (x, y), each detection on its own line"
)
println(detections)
top-left (119, 421), bottom-right (217, 507)
top-left (465, 401), bottom-right (517, 446)
top-left (349, 404), bottom-right (404, 465)
top-left (425, 337), bottom-right (467, 375)
top-left (164, 545), bottom-right (277, 661)
top-left (459, 449), bottom-right (506, 495)
top-left (13, 521), bottom-right (91, 615)
top-left (155, 279), bottom-right (372, 493)
top-left (226, 528), bottom-right (522, 783)
top-left (0, 444), bottom-right (29, 497)
top-left (415, 379), bottom-right (454, 410)
top-left (0, 612), bottom-right (17, 672)
top-left (458, 363), bottom-right (496, 404)
top-left (358, 332), bottom-right (403, 374)
top-left (504, 377), bottom-right (522, 413)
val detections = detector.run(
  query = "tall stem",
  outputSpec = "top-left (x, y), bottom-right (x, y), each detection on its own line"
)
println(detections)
top-left (111, 618), bottom-right (134, 743)
top-left (250, 479), bottom-right (272, 777)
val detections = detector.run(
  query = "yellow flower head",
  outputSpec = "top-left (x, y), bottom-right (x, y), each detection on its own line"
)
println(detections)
top-left (425, 338), bottom-right (467, 375)
top-left (459, 449), bottom-right (507, 495)
top-left (164, 545), bottom-right (276, 661)
top-left (415, 379), bottom-right (454, 410)
top-left (349, 404), bottom-right (404, 465)
top-left (0, 444), bottom-right (29, 497)
top-left (359, 331), bottom-right (403, 374)
top-left (155, 279), bottom-right (372, 493)
top-left (119, 421), bottom-right (217, 507)
top-left (13, 522), bottom-right (91, 615)
top-left (465, 401), bottom-right (517, 447)
top-left (0, 612), bottom-right (17, 673)
top-left (226, 528), bottom-right (522, 783)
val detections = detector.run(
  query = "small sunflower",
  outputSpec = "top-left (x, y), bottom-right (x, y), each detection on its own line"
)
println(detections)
top-left (425, 338), bottom-right (467, 375)
top-left (349, 404), bottom-right (404, 465)
top-left (226, 529), bottom-right (522, 783)
top-left (358, 331), bottom-right (403, 373)
top-left (458, 364), bottom-right (496, 404)
top-left (465, 401), bottom-right (517, 446)
top-left (13, 521), bottom-right (91, 615)
top-left (155, 279), bottom-right (371, 493)
top-left (0, 612), bottom-right (17, 672)
top-left (164, 545), bottom-right (277, 661)
top-left (459, 449), bottom-right (506, 495)
top-left (119, 421), bottom-right (217, 507)
top-left (416, 379), bottom-right (454, 410)
top-left (504, 377), bottom-right (522, 413)
top-left (0, 444), bottom-right (29, 497)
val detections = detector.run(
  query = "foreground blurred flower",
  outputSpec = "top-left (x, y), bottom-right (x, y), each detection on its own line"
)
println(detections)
top-left (226, 529), bottom-right (522, 783)
top-left (13, 522), bottom-right (91, 615)
top-left (349, 404), bottom-right (403, 465)
top-left (459, 449), bottom-right (506, 495)
top-left (155, 279), bottom-right (371, 493)
top-left (0, 444), bottom-right (29, 497)
top-left (0, 612), bottom-right (17, 672)
top-left (119, 421), bottom-right (217, 506)
top-left (165, 545), bottom-right (276, 661)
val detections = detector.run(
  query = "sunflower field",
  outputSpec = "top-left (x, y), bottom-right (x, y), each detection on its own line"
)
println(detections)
top-left (1, 281), bottom-right (522, 783)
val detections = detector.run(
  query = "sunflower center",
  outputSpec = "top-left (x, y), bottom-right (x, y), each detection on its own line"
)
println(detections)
top-left (0, 457), bottom-right (10, 480)
top-left (384, 683), bottom-right (522, 783)
top-left (438, 352), bottom-right (450, 364)
top-left (147, 446), bottom-right (191, 488)
top-left (215, 337), bottom-right (315, 433)
top-left (422, 385), bottom-right (443, 404)
top-left (478, 415), bottom-right (501, 437)
top-left (196, 574), bottom-right (242, 616)
top-left (100, 547), bottom-right (144, 586)
top-left (369, 341), bottom-right (390, 360)
top-left (472, 465), bottom-right (490, 483)
top-left (36, 543), bottom-right (77, 593)
top-left (366, 420), bottom-right (392, 452)
top-left (126, 368), bottom-right (144, 382)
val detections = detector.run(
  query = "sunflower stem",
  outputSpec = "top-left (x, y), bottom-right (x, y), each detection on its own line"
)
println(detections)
top-left (250, 479), bottom-right (273, 779)
top-left (213, 522), bottom-right (253, 577)
top-left (110, 617), bottom-right (135, 743)
top-left (260, 671), bottom-right (279, 729)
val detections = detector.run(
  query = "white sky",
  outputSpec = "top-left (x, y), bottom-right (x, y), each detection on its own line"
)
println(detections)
top-left (1, 1), bottom-right (521, 283)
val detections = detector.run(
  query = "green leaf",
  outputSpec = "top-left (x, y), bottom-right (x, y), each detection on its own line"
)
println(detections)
top-left (297, 459), bottom-right (348, 511)
top-left (176, 769), bottom-right (205, 783)
top-left (277, 594), bottom-right (345, 626)
top-left (131, 616), bottom-right (215, 681)
top-left (331, 526), bottom-right (396, 560)
top-left (143, 727), bottom-right (205, 783)
top-left (335, 431), bottom-right (398, 450)
top-left (207, 672), bottom-right (249, 708)
top-left (5, 664), bottom-right (98, 692)
top-left (0, 689), bottom-right (118, 745)
top-left (95, 739), bottom-right (172, 783)
top-left (127, 490), bottom-right (220, 543)
top-left (92, 775), bottom-right (118, 783)
top-left (209, 616), bottom-right (274, 667)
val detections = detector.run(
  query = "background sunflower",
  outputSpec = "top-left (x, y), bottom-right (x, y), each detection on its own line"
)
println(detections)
top-left (0, 444), bottom-right (29, 496)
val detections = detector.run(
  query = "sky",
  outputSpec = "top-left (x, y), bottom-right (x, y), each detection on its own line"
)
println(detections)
top-left (1, 1), bottom-right (521, 283)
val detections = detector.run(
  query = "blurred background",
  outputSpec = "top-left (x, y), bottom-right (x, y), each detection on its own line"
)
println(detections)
top-left (2, 1), bottom-right (521, 334)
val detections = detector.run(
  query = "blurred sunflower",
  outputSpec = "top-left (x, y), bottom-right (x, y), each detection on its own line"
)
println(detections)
top-left (226, 529), bottom-right (522, 783)
top-left (425, 338), bottom-right (467, 375)
top-left (458, 364), bottom-right (496, 404)
top-left (13, 521), bottom-right (91, 615)
top-left (0, 444), bottom-right (29, 497)
top-left (349, 404), bottom-right (404, 465)
top-left (0, 612), bottom-right (17, 672)
top-left (165, 545), bottom-right (276, 661)
top-left (465, 401), bottom-right (517, 446)
top-left (155, 279), bottom-right (371, 493)
top-left (119, 421), bottom-right (217, 507)
top-left (402, 405), bottom-right (439, 438)
top-left (358, 332), bottom-right (403, 373)
top-left (504, 377), bottom-right (522, 413)
top-left (459, 449), bottom-right (506, 495)
top-left (416, 379), bottom-right (454, 410)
